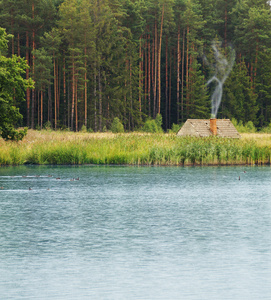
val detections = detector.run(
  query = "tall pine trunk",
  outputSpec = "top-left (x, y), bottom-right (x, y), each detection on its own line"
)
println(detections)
top-left (148, 34), bottom-right (151, 117)
top-left (54, 56), bottom-right (57, 130)
top-left (26, 32), bottom-right (30, 128)
top-left (94, 64), bottom-right (97, 132)
top-left (17, 33), bottom-right (20, 56)
top-left (165, 35), bottom-right (168, 129)
top-left (157, 4), bottom-right (164, 115)
top-left (139, 36), bottom-right (142, 113)
top-left (75, 78), bottom-right (78, 131)
top-left (71, 54), bottom-right (75, 131)
top-left (177, 27), bottom-right (180, 124)
top-left (98, 67), bottom-right (102, 131)
top-left (84, 47), bottom-right (87, 127)
top-left (181, 29), bottom-right (185, 123)
top-left (63, 57), bottom-right (67, 126)
top-left (186, 26), bottom-right (190, 117)
top-left (31, 29), bottom-right (35, 129)
top-left (169, 48), bottom-right (172, 127)
top-left (41, 91), bottom-right (43, 130)
top-left (153, 22), bottom-right (157, 117)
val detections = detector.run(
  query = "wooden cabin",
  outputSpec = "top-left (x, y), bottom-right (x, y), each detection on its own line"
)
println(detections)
top-left (177, 119), bottom-right (241, 138)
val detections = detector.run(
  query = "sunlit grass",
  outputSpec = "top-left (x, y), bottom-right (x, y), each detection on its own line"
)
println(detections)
top-left (1, 130), bottom-right (271, 166)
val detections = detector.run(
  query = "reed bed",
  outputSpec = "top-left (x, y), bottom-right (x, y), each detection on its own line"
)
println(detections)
top-left (1, 130), bottom-right (271, 166)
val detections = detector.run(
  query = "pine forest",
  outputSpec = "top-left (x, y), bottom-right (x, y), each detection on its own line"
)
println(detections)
top-left (1, 0), bottom-right (271, 132)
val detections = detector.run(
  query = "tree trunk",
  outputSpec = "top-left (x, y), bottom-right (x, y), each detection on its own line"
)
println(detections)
top-left (94, 65), bottom-right (97, 132)
top-left (169, 48), bottom-right (172, 127)
top-left (186, 26), bottom-right (190, 116)
top-left (165, 35), bottom-right (168, 129)
top-left (41, 91), bottom-right (43, 130)
top-left (130, 59), bottom-right (133, 130)
top-left (99, 67), bottom-right (102, 131)
top-left (181, 29), bottom-right (185, 123)
top-left (57, 60), bottom-right (60, 119)
top-left (224, 0), bottom-right (228, 49)
top-left (63, 56), bottom-right (67, 126)
top-left (148, 34), bottom-right (151, 117)
top-left (254, 40), bottom-right (259, 87)
top-left (139, 36), bottom-right (142, 113)
top-left (26, 32), bottom-right (30, 128)
top-left (84, 47), bottom-right (87, 127)
top-left (153, 21), bottom-right (157, 117)
top-left (75, 78), bottom-right (78, 131)
top-left (145, 38), bottom-right (148, 114)
top-left (31, 29), bottom-right (35, 129)
top-left (177, 27), bottom-right (180, 124)
top-left (71, 55), bottom-right (75, 131)
top-left (157, 4), bottom-right (164, 115)
top-left (54, 56), bottom-right (57, 130)
top-left (17, 33), bottom-right (20, 56)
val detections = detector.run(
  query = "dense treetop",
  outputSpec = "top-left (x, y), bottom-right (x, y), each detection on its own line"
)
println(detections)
top-left (1, 0), bottom-right (271, 132)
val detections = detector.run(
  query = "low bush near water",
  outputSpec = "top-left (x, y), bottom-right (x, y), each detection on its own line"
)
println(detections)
top-left (1, 130), bottom-right (271, 166)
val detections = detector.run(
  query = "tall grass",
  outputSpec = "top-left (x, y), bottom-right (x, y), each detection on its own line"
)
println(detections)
top-left (1, 130), bottom-right (271, 166)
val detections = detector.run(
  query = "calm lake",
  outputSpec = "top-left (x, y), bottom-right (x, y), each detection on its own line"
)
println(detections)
top-left (0, 165), bottom-right (271, 299)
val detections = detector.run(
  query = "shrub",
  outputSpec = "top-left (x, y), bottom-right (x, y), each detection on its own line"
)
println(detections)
top-left (81, 125), bottom-right (87, 132)
top-left (168, 123), bottom-right (181, 134)
top-left (43, 121), bottom-right (52, 130)
top-left (110, 117), bottom-right (124, 133)
top-left (143, 114), bottom-right (163, 133)
top-left (143, 119), bottom-right (159, 133)
top-left (155, 113), bottom-right (163, 130)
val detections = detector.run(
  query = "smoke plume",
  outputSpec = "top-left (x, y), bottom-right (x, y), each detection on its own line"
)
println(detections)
top-left (206, 41), bottom-right (235, 118)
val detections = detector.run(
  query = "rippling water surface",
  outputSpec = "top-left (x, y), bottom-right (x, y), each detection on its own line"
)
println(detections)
top-left (0, 165), bottom-right (271, 299)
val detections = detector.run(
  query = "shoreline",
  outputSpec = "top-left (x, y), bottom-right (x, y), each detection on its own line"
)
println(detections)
top-left (1, 131), bottom-right (271, 167)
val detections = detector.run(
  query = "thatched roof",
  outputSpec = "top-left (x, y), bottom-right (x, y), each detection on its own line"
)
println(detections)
top-left (177, 119), bottom-right (241, 138)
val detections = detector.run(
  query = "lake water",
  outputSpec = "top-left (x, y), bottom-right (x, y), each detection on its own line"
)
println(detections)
top-left (0, 165), bottom-right (271, 299)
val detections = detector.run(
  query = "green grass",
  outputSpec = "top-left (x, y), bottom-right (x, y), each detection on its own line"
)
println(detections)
top-left (1, 130), bottom-right (271, 166)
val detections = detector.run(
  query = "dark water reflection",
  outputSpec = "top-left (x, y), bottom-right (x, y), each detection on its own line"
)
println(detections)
top-left (0, 165), bottom-right (271, 299)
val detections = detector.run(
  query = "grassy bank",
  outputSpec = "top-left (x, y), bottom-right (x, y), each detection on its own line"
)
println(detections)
top-left (1, 130), bottom-right (271, 166)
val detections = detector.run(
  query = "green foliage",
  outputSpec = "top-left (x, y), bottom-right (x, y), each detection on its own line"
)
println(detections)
top-left (143, 119), bottom-right (159, 133)
top-left (143, 114), bottom-right (163, 133)
top-left (232, 118), bottom-right (257, 133)
top-left (0, 27), bottom-right (33, 141)
top-left (44, 121), bottom-right (52, 131)
top-left (2, 0), bottom-right (271, 131)
top-left (110, 117), bottom-right (124, 133)
top-left (168, 123), bottom-right (182, 134)
top-left (155, 113), bottom-right (163, 131)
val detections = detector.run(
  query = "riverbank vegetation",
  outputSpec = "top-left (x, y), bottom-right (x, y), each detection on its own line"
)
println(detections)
top-left (1, 131), bottom-right (271, 166)
top-left (0, 0), bottom-right (271, 132)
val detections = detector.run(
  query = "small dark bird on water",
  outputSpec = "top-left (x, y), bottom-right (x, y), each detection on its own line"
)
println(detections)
top-left (239, 176), bottom-right (240, 180)
top-left (56, 177), bottom-right (60, 180)
top-left (75, 177), bottom-right (79, 180)
top-left (29, 187), bottom-right (32, 190)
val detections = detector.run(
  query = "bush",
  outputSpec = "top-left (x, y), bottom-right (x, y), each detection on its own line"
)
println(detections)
top-left (143, 114), bottom-right (163, 133)
top-left (155, 113), bottom-right (163, 130)
top-left (168, 123), bottom-right (182, 134)
top-left (43, 121), bottom-right (52, 130)
top-left (111, 117), bottom-right (124, 133)
top-left (232, 118), bottom-right (257, 133)
top-left (143, 119), bottom-right (159, 133)
top-left (81, 125), bottom-right (87, 132)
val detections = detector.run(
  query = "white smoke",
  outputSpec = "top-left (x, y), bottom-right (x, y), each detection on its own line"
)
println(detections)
top-left (206, 41), bottom-right (235, 118)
